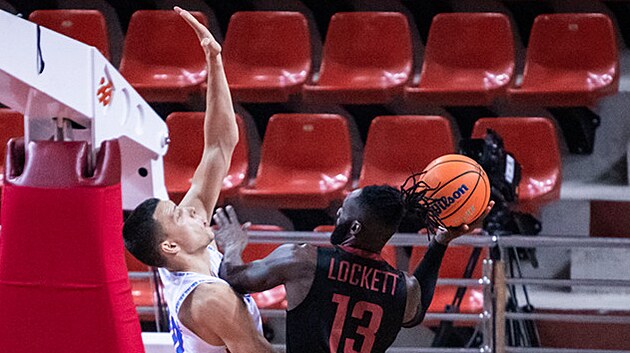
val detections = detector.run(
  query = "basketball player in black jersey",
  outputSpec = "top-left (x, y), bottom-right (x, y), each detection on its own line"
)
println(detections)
top-left (213, 185), bottom-right (493, 353)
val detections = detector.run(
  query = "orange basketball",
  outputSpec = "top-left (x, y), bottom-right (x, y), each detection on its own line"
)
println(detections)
top-left (420, 154), bottom-right (491, 227)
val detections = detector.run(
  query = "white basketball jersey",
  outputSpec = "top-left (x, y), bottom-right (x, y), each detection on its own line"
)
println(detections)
top-left (159, 245), bottom-right (263, 353)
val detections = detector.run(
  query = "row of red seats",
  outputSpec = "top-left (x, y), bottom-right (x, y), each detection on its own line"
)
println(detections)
top-left (164, 112), bottom-right (561, 214)
top-left (28, 10), bottom-right (619, 106)
top-left (0, 110), bottom-right (561, 215)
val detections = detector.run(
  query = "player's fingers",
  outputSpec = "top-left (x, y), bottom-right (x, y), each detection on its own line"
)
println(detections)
top-left (174, 6), bottom-right (210, 40)
top-left (484, 200), bottom-right (495, 215)
top-left (214, 207), bottom-right (230, 226)
top-left (212, 213), bottom-right (223, 228)
top-left (242, 222), bottom-right (252, 231)
top-left (459, 224), bottom-right (470, 234)
top-left (225, 205), bottom-right (240, 225)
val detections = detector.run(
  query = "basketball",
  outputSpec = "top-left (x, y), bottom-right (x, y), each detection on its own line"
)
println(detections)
top-left (420, 154), bottom-right (491, 227)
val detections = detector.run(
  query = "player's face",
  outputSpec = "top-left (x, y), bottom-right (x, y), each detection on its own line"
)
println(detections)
top-left (154, 200), bottom-right (214, 253)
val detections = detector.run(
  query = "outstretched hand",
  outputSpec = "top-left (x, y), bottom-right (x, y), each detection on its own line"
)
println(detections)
top-left (213, 205), bottom-right (251, 254)
top-left (436, 200), bottom-right (495, 245)
top-left (174, 6), bottom-right (221, 57)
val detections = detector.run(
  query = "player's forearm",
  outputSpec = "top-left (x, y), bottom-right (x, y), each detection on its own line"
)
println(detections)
top-left (219, 262), bottom-right (272, 294)
top-left (412, 237), bottom-right (447, 322)
top-left (204, 55), bottom-right (238, 150)
top-left (219, 245), bottom-right (254, 293)
top-left (220, 248), bottom-right (279, 294)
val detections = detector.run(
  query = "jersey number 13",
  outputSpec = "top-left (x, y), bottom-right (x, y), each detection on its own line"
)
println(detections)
top-left (329, 294), bottom-right (384, 353)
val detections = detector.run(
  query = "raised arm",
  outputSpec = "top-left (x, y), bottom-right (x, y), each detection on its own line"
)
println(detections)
top-left (175, 7), bottom-right (239, 221)
top-left (403, 201), bottom-right (494, 327)
top-left (212, 206), bottom-right (316, 294)
top-left (180, 283), bottom-right (274, 353)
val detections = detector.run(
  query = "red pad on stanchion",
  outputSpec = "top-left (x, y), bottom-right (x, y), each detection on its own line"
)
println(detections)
top-left (0, 139), bottom-right (144, 353)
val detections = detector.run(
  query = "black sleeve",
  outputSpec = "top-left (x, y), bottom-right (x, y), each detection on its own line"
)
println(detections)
top-left (403, 238), bottom-right (447, 327)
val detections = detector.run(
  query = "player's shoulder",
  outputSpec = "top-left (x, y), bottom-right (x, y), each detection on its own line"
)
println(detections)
top-left (403, 271), bottom-right (420, 293)
top-left (191, 282), bottom-right (239, 308)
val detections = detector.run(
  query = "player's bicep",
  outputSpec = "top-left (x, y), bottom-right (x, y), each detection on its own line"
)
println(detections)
top-left (221, 243), bottom-right (313, 293)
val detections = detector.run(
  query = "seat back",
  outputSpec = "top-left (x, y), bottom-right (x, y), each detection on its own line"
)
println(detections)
top-left (318, 12), bottom-right (412, 83)
top-left (255, 114), bottom-right (351, 187)
top-left (471, 117), bottom-right (561, 204)
top-left (29, 9), bottom-right (111, 60)
top-left (224, 11), bottom-right (311, 70)
top-left (359, 115), bottom-right (455, 188)
top-left (120, 10), bottom-right (207, 77)
top-left (164, 112), bottom-right (247, 197)
top-left (524, 14), bottom-right (618, 79)
top-left (419, 13), bottom-right (514, 88)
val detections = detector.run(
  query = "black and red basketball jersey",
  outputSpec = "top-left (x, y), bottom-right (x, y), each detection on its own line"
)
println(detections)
top-left (286, 246), bottom-right (408, 353)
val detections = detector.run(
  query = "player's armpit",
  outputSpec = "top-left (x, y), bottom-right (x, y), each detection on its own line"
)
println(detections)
top-left (220, 243), bottom-right (316, 294)
top-left (183, 283), bottom-right (274, 353)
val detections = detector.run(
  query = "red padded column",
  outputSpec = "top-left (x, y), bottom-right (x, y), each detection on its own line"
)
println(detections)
top-left (0, 139), bottom-right (144, 353)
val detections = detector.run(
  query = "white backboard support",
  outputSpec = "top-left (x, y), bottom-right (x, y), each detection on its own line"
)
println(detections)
top-left (0, 10), bottom-right (169, 209)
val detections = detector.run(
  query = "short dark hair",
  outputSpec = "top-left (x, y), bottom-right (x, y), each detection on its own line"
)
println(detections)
top-left (357, 185), bottom-right (405, 230)
top-left (122, 198), bottom-right (167, 267)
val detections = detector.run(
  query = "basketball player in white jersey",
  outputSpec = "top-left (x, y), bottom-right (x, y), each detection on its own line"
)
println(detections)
top-left (123, 7), bottom-right (273, 353)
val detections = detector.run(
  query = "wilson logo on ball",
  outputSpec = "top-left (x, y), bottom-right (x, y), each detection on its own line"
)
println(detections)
top-left (429, 184), bottom-right (469, 216)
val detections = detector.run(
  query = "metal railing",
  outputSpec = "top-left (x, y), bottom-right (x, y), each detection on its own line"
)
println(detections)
top-left (135, 232), bottom-right (630, 352)
top-left (493, 235), bottom-right (630, 353)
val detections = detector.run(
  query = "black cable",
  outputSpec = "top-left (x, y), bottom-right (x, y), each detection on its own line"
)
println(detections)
top-left (36, 25), bottom-right (45, 74)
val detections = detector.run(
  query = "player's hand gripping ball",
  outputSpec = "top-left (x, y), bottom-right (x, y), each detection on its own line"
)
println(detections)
top-left (420, 154), bottom-right (491, 227)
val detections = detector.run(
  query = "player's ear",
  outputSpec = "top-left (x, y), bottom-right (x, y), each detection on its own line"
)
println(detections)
top-left (350, 221), bottom-right (362, 235)
top-left (160, 240), bottom-right (180, 255)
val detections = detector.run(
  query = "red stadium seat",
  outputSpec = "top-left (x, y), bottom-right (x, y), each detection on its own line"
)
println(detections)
top-left (471, 117), bottom-right (561, 212)
top-left (223, 11), bottom-right (311, 102)
top-left (509, 14), bottom-right (619, 106)
top-left (314, 225), bottom-right (398, 268)
top-left (29, 9), bottom-right (111, 61)
top-left (303, 12), bottom-right (412, 104)
top-left (409, 245), bottom-right (487, 315)
top-left (163, 112), bottom-right (248, 204)
top-left (358, 116), bottom-right (455, 188)
top-left (0, 110), bottom-right (24, 216)
top-left (242, 225), bottom-right (286, 310)
top-left (405, 13), bottom-right (514, 106)
top-left (240, 114), bottom-right (351, 209)
top-left (120, 11), bottom-right (208, 102)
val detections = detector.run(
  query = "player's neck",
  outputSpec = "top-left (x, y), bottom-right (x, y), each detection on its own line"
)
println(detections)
top-left (172, 248), bottom-right (213, 276)
top-left (340, 236), bottom-right (381, 254)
